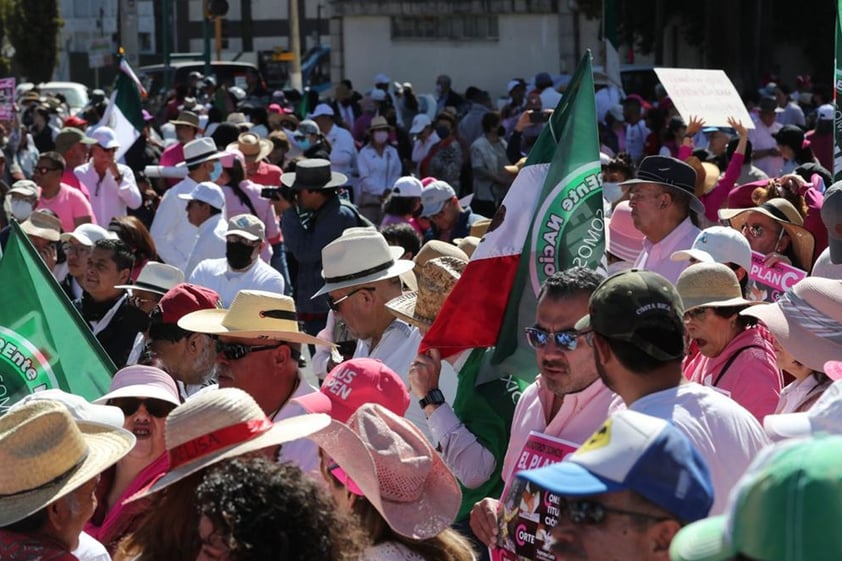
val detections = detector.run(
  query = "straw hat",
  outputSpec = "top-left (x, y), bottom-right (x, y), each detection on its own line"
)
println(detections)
top-left (94, 365), bottom-right (181, 407)
top-left (133, 388), bottom-right (330, 499)
top-left (386, 257), bottom-right (466, 328)
top-left (368, 115), bottom-right (391, 133)
top-left (114, 262), bottom-right (185, 296)
top-left (226, 132), bottom-right (272, 162)
top-left (178, 289), bottom-right (333, 346)
top-left (454, 235), bottom-right (480, 258)
top-left (676, 263), bottom-right (760, 311)
top-left (313, 227), bottom-right (415, 297)
top-left (413, 240), bottom-right (469, 274)
top-left (21, 211), bottom-right (61, 242)
top-left (470, 218), bottom-right (492, 239)
top-left (719, 198), bottom-right (815, 271)
top-left (177, 137), bottom-right (222, 167)
top-left (309, 403), bottom-right (461, 539)
top-left (0, 400), bottom-right (134, 526)
top-left (169, 110), bottom-right (200, 129)
top-left (741, 277), bottom-right (842, 373)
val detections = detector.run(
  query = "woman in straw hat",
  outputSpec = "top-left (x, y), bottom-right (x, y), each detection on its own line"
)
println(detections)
top-left (358, 116), bottom-right (401, 226)
top-left (310, 403), bottom-right (475, 561)
top-left (84, 365), bottom-right (181, 555)
top-left (113, 388), bottom-right (329, 561)
top-left (740, 276), bottom-right (842, 415)
top-left (195, 456), bottom-right (365, 561)
top-left (678, 263), bottom-right (782, 421)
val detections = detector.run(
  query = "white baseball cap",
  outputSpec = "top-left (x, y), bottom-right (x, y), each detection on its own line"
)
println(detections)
top-left (60, 223), bottom-right (118, 246)
top-left (308, 104), bottom-right (334, 119)
top-left (391, 176), bottom-right (423, 198)
top-left (90, 126), bottom-right (120, 149)
top-left (409, 114), bottom-right (432, 135)
top-left (670, 225), bottom-right (752, 272)
top-left (177, 181), bottom-right (226, 210)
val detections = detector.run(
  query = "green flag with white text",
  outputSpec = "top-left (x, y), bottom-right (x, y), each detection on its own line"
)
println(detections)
top-left (0, 222), bottom-right (115, 413)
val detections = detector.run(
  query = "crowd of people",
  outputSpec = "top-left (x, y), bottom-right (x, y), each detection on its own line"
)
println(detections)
top-left (1, 67), bottom-right (841, 561)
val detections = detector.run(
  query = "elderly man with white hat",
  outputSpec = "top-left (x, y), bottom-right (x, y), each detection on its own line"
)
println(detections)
top-left (189, 213), bottom-right (285, 306)
top-left (0, 399), bottom-right (134, 559)
top-left (178, 181), bottom-right (227, 278)
top-left (177, 290), bottom-right (333, 473)
top-left (310, 102), bottom-right (358, 195)
top-left (150, 137), bottom-right (223, 271)
top-left (73, 125), bottom-right (141, 225)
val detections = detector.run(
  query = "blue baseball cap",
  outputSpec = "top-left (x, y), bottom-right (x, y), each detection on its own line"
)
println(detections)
top-left (519, 410), bottom-right (714, 523)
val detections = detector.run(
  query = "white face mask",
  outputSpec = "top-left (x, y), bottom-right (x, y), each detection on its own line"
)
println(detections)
top-left (10, 199), bottom-right (33, 221)
top-left (602, 181), bottom-right (623, 204)
top-left (373, 131), bottom-right (389, 144)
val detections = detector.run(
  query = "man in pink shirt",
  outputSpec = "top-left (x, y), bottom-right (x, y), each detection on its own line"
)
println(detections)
top-left (158, 110), bottom-right (200, 190)
top-left (56, 128), bottom-right (96, 200)
top-left (469, 267), bottom-right (615, 548)
top-left (35, 151), bottom-right (94, 232)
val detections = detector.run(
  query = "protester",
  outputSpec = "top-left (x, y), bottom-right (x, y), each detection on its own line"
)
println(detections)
top-left (670, 225), bottom-right (753, 297)
top-left (107, 215), bottom-right (159, 282)
top-left (4, 178), bottom-right (38, 223)
top-left (676, 263), bottom-right (781, 420)
top-left (158, 110), bottom-right (201, 189)
top-left (178, 181), bottom-right (227, 278)
top-left (34, 150), bottom-right (94, 232)
top-left (60, 223), bottom-right (118, 300)
top-left (419, 180), bottom-right (486, 243)
top-left (419, 110), bottom-right (463, 191)
top-left (380, 176), bottom-right (425, 237)
top-left (604, 200), bottom-right (645, 274)
top-left (470, 111), bottom-right (511, 218)
top-left (763, 375), bottom-right (842, 440)
top-left (357, 116), bottom-right (401, 225)
top-left (747, 96), bottom-right (783, 177)
top-left (21, 209), bottom-right (63, 274)
top-left (310, 104), bottom-right (359, 197)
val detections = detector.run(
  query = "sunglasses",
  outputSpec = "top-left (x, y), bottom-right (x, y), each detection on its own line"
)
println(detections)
top-left (555, 498), bottom-right (671, 526)
top-left (683, 306), bottom-right (710, 321)
top-left (524, 327), bottom-right (580, 351)
top-left (108, 397), bottom-right (176, 418)
top-left (326, 287), bottom-right (376, 312)
top-left (215, 340), bottom-right (295, 361)
top-left (34, 165), bottom-right (60, 174)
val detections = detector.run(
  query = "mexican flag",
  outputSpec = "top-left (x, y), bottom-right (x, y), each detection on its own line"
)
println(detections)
top-left (99, 57), bottom-right (147, 162)
top-left (420, 51), bottom-right (604, 384)
top-left (0, 222), bottom-right (116, 413)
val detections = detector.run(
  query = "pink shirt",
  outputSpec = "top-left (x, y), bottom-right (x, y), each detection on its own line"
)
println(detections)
top-left (37, 183), bottom-right (95, 232)
top-left (247, 161), bottom-right (282, 187)
top-left (501, 376), bottom-right (615, 485)
top-left (159, 142), bottom-right (185, 188)
top-left (683, 326), bottom-right (781, 422)
top-left (223, 180), bottom-right (282, 262)
top-left (61, 168), bottom-right (91, 200)
top-left (634, 217), bottom-right (700, 284)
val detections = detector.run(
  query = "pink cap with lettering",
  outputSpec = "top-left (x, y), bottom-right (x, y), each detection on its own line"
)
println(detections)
top-left (292, 358), bottom-right (410, 422)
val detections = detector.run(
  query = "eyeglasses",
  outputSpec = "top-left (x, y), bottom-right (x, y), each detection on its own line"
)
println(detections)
top-left (34, 165), bottom-right (60, 174)
top-left (555, 498), bottom-right (671, 526)
top-left (214, 340), bottom-right (293, 361)
top-left (61, 243), bottom-right (90, 255)
top-left (108, 397), bottom-right (176, 418)
top-left (740, 222), bottom-right (783, 240)
top-left (524, 327), bottom-right (580, 351)
top-left (326, 287), bottom-right (376, 312)
top-left (683, 306), bottom-right (710, 321)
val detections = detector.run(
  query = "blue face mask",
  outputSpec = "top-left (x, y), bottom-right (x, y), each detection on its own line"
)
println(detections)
top-left (297, 137), bottom-right (311, 151)
top-left (210, 160), bottom-right (223, 182)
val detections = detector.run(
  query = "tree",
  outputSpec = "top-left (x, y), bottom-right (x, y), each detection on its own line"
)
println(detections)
top-left (7, 0), bottom-right (63, 82)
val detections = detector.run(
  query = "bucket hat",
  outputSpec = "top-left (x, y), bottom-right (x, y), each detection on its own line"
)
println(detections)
top-left (308, 403), bottom-right (461, 539)
top-left (676, 263), bottom-right (760, 311)
top-left (313, 227), bottom-right (415, 297)
top-left (114, 261), bottom-right (185, 295)
top-left (179, 289), bottom-right (333, 346)
top-left (385, 257), bottom-right (466, 328)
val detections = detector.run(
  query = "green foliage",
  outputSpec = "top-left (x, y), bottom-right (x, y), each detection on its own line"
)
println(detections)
top-left (0, 0), bottom-right (12, 76)
top-left (7, 0), bottom-right (64, 82)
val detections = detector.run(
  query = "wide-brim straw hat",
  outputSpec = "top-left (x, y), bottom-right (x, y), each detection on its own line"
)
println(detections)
top-left (313, 227), bottom-right (415, 297)
top-left (280, 158), bottom-right (347, 191)
top-left (685, 156), bottom-right (720, 196)
top-left (368, 115), bottom-right (392, 133)
top-left (226, 131), bottom-right (272, 162)
top-left (94, 365), bottom-right (181, 407)
top-left (676, 262), bottom-right (761, 311)
top-left (386, 257), bottom-right (466, 328)
top-left (719, 198), bottom-right (815, 271)
top-left (0, 400), bottom-right (134, 526)
top-left (132, 388), bottom-right (330, 500)
top-left (169, 110), bottom-right (200, 129)
top-left (114, 262), bottom-right (185, 295)
top-left (413, 240), bottom-right (469, 274)
top-left (308, 403), bottom-right (461, 539)
top-left (179, 289), bottom-right (333, 346)
top-left (453, 235), bottom-right (480, 258)
top-left (741, 277), bottom-right (842, 373)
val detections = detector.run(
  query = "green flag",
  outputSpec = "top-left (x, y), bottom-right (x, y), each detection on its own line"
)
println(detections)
top-left (0, 222), bottom-right (115, 413)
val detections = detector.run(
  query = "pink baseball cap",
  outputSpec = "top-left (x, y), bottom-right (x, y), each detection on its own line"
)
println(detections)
top-left (606, 201), bottom-right (645, 263)
top-left (94, 365), bottom-right (181, 406)
top-left (292, 358), bottom-right (410, 423)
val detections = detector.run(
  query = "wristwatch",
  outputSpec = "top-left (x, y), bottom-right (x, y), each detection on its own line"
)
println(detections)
top-left (418, 388), bottom-right (446, 409)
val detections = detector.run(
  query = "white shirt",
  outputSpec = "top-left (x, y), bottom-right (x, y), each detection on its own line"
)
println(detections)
top-left (189, 256), bottom-right (285, 306)
top-left (627, 382), bottom-right (769, 515)
top-left (73, 531), bottom-right (111, 561)
top-left (73, 162), bottom-right (141, 225)
top-left (748, 116), bottom-right (783, 177)
top-left (411, 131), bottom-right (440, 174)
top-left (625, 119), bottom-right (650, 163)
top-left (184, 214), bottom-right (227, 278)
top-left (150, 176), bottom-right (199, 270)
top-left (274, 376), bottom-right (321, 476)
top-left (358, 144), bottom-right (401, 198)
top-left (634, 217), bottom-right (700, 284)
top-left (539, 88), bottom-right (562, 112)
top-left (325, 124), bottom-right (358, 190)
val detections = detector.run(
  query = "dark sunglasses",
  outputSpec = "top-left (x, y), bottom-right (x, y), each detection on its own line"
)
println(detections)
top-left (557, 498), bottom-right (671, 526)
top-left (326, 287), bottom-right (376, 312)
top-left (34, 165), bottom-right (60, 174)
top-left (524, 327), bottom-right (580, 351)
top-left (215, 340), bottom-right (297, 361)
top-left (108, 397), bottom-right (176, 418)
top-left (683, 306), bottom-right (710, 321)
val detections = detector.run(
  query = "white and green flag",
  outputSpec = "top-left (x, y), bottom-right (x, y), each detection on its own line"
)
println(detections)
top-left (98, 57), bottom-right (146, 162)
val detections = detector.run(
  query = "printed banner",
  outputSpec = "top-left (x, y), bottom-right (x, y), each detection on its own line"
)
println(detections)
top-left (747, 250), bottom-right (807, 303)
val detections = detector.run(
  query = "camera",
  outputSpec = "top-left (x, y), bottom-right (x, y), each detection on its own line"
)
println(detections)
top-left (261, 186), bottom-right (295, 203)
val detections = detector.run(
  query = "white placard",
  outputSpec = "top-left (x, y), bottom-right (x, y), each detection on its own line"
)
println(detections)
top-left (654, 67), bottom-right (754, 129)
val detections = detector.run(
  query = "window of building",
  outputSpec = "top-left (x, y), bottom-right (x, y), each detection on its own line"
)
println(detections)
top-left (391, 15), bottom-right (498, 40)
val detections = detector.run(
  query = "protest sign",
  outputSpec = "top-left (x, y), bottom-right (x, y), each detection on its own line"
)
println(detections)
top-left (747, 250), bottom-right (807, 303)
top-left (655, 68), bottom-right (754, 129)
top-left (89, 37), bottom-right (113, 69)
top-left (0, 77), bottom-right (14, 120)
top-left (496, 432), bottom-right (578, 561)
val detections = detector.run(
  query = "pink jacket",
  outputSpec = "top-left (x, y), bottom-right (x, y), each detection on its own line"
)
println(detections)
top-left (683, 326), bottom-right (781, 422)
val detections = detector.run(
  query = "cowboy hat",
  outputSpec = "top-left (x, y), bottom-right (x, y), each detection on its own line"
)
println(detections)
top-left (741, 277), bottom-right (842, 373)
top-left (178, 289), bottom-right (333, 346)
top-left (114, 262), bottom-right (185, 296)
top-left (308, 403), bottom-right (461, 539)
top-left (313, 227), bottom-right (415, 297)
top-left (719, 198), bottom-right (815, 271)
top-left (385, 257), bottom-right (466, 329)
top-left (226, 132), bottom-right (272, 162)
top-left (131, 388), bottom-right (330, 499)
top-left (169, 110), bottom-right (200, 129)
top-left (280, 158), bottom-right (347, 190)
top-left (177, 137), bottom-right (222, 167)
top-left (0, 400), bottom-right (134, 526)
top-left (620, 155), bottom-right (705, 215)
top-left (676, 262), bottom-right (761, 311)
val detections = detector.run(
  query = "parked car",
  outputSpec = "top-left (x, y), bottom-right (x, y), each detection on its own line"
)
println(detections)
top-left (17, 81), bottom-right (90, 115)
